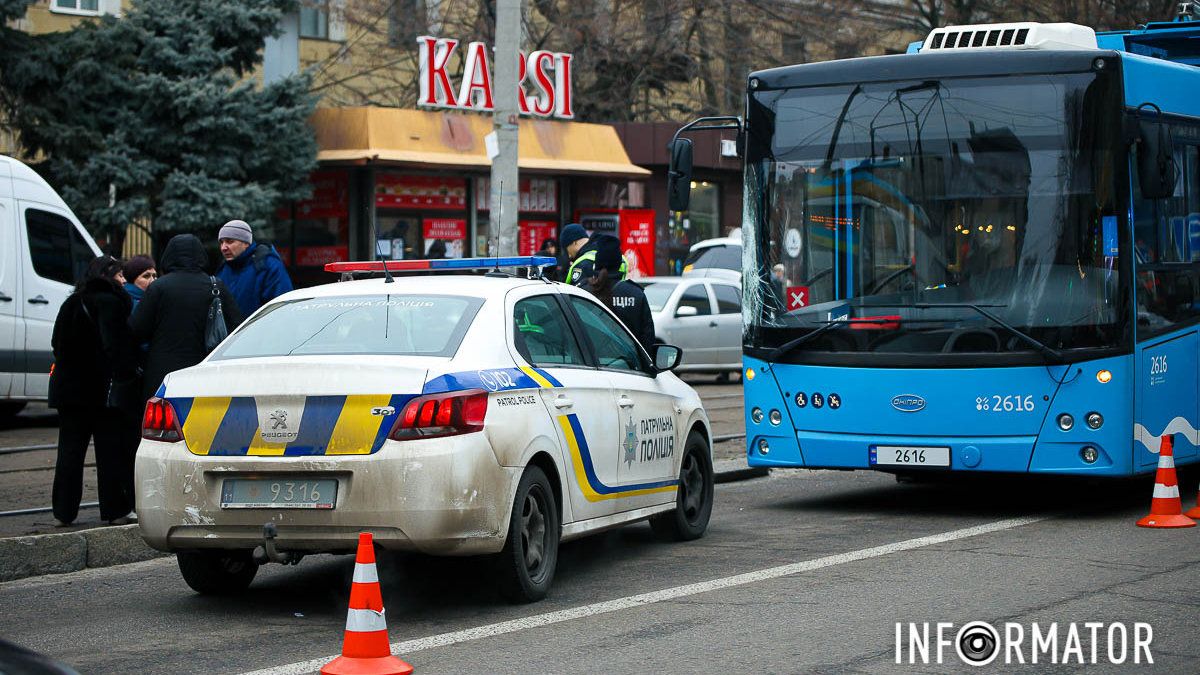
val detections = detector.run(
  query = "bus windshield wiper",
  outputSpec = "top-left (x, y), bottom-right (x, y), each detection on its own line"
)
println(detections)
top-left (861, 302), bottom-right (1064, 362)
top-left (769, 317), bottom-right (900, 361)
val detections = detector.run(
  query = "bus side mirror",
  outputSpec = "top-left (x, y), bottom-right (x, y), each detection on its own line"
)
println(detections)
top-left (667, 138), bottom-right (694, 212)
top-left (1137, 120), bottom-right (1175, 200)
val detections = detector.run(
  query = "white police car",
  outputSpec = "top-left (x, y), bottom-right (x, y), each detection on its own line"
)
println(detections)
top-left (134, 257), bottom-right (713, 602)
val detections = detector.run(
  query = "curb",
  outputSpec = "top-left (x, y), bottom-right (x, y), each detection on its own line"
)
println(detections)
top-left (0, 525), bottom-right (166, 584)
top-left (0, 461), bottom-right (768, 584)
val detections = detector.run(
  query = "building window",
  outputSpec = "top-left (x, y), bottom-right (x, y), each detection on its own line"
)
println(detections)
top-left (388, 0), bottom-right (427, 48)
top-left (52, 0), bottom-right (100, 14)
top-left (300, 1), bottom-right (329, 40)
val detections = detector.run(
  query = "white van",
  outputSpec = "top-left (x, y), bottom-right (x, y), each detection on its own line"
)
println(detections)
top-left (1, 155), bottom-right (102, 420)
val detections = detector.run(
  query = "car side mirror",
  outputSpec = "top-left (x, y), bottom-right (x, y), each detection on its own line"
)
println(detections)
top-left (1137, 118), bottom-right (1176, 200)
top-left (675, 305), bottom-right (699, 317)
top-left (667, 138), bottom-right (694, 212)
top-left (654, 344), bottom-right (683, 371)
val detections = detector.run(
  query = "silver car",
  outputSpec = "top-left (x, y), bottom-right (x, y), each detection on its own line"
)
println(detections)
top-left (642, 277), bottom-right (741, 375)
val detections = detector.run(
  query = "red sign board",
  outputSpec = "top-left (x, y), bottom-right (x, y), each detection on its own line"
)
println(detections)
top-left (519, 220), bottom-right (559, 256)
top-left (786, 286), bottom-right (810, 311)
top-left (376, 175), bottom-right (467, 210)
top-left (422, 218), bottom-right (467, 240)
top-left (619, 209), bottom-right (656, 279)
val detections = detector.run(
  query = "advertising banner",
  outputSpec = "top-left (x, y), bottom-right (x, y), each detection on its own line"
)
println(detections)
top-left (423, 218), bottom-right (467, 258)
top-left (619, 209), bottom-right (656, 279)
top-left (519, 220), bottom-right (559, 256)
top-left (376, 175), bottom-right (467, 210)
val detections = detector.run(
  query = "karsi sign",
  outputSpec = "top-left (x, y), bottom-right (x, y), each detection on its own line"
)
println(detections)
top-left (418, 36), bottom-right (574, 119)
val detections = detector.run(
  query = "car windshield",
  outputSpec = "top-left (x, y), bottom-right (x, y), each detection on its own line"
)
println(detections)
top-left (642, 281), bottom-right (679, 312)
top-left (743, 70), bottom-right (1127, 363)
top-left (210, 294), bottom-right (484, 359)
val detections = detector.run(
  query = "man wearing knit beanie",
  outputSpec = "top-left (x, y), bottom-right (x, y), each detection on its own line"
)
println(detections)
top-left (216, 219), bottom-right (293, 317)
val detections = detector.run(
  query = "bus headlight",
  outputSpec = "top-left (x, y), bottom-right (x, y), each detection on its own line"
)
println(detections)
top-left (1086, 412), bottom-right (1103, 429)
top-left (769, 409), bottom-right (782, 426)
top-left (751, 407), bottom-right (764, 424)
top-left (757, 438), bottom-right (770, 455)
top-left (1080, 446), bottom-right (1099, 464)
top-left (1096, 369), bottom-right (1112, 383)
top-left (1057, 413), bottom-right (1074, 431)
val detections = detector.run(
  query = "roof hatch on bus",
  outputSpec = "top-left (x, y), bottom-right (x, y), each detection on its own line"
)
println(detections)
top-left (921, 22), bottom-right (1098, 52)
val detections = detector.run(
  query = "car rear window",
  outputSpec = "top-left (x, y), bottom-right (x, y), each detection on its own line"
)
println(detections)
top-left (641, 281), bottom-right (678, 312)
top-left (210, 294), bottom-right (484, 359)
top-left (684, 244), bottom-right (742, 271)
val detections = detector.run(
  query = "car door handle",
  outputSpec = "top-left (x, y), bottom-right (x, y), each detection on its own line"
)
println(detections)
top-left (28, 295), bottom-right (49, 305)
top-left (0, 292), bottom-right (12, 302)
top-left (617, 396), bottom-right (635, 408)
top-left (553, 396), bottom-right (574, 409)
top-left (709, 321), bottom-right (719, 327)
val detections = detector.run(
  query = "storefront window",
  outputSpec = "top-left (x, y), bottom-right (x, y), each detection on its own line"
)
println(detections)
top-left (277, 169), bottom-right (350, 288)
top-left (375, 173), bottom-right (468, 259)
top-left (476, 177), bottom-right (560, 256)
top-left (663, 181), bottom-right (720, 275)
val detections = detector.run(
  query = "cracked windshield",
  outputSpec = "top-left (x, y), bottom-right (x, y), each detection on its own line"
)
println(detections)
top-left (746, 73), bottom-right (1125, 361)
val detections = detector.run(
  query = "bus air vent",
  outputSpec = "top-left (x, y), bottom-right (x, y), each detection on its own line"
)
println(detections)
top-left (921, 22), bottom-right (1097, 52)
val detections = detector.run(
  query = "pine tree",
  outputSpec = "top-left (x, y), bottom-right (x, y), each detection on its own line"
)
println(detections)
top-left (0, 0), bottom-right (316, 248)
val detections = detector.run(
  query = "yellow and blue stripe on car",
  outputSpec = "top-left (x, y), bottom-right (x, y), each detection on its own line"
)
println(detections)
top-left (160, 366), bottom-right (679, 500)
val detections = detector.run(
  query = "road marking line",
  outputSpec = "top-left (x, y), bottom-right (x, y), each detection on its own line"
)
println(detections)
top-left (240, 516), bottom-right (1045, 675)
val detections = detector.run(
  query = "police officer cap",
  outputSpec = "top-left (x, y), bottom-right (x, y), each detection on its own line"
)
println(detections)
top-left (594, 234), bottom-right (624, 272)
top-left (559, 223), bottom-right (588, 250)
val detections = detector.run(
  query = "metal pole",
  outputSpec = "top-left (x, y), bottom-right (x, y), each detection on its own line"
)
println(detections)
top-left (490, 0), bottom-right (521, 256)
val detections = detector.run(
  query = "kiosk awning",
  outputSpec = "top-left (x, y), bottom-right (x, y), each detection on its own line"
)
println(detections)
top-left (311, 107), bottom-right (651, 178)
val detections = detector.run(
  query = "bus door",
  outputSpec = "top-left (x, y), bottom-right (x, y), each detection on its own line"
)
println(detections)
top-left (1136, 333), bottom-right (1199, 467)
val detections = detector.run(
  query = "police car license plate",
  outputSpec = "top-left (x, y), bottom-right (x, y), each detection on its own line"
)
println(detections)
top-left (871, 446), bottom-right (950, 467)
top-left (220, 478), bottom-right (337, 509)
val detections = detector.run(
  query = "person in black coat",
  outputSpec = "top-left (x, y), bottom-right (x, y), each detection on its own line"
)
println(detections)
top-left (48, 255), bottom-right (140, 526)
top-left (536, 237), bottom-right (563, 282)
top-left (131, 234), bottom-right (242, 401)
top-left (583, 236), bottom-right (656, 355)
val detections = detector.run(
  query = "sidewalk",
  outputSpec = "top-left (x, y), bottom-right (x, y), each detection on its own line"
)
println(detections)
top-left (0, 458), bottom-right (767, 583)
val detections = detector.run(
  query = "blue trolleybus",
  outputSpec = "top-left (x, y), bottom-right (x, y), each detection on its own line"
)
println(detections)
top-left (669, 13), bottom-right (1200, 477)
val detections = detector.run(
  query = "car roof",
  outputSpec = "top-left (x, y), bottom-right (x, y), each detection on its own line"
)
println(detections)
top-left (689, 237), bottom-right (742, 252)
top-left (268, 273), bottom-right (550, 304)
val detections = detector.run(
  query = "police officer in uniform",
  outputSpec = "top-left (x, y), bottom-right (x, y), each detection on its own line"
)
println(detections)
top-left (584, 236), bottom-right (655, 355)
top-left (560, 223), bottom-right (627, 286)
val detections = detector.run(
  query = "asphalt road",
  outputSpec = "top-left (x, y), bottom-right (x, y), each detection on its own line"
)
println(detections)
top-left (3, 465), bottom-right (1198, 674)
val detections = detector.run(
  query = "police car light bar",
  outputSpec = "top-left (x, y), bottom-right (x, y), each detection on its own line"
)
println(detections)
top-left (325, 256), bottom-right (558, 273)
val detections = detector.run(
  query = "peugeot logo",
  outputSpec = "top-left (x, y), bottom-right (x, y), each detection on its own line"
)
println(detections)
top-left (891, 394), bottom-right (926, 412)
top-left (269, 410), bottom-right (288, 429)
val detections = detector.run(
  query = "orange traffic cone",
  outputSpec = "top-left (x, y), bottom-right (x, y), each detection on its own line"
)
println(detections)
top-left (1136, 435), bottom-right (1196, 528)
top-left (322, 533), bottom-right (414, 675)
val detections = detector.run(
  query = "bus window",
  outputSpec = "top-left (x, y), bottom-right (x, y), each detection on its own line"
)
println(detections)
top-left (1135, 142), bottom-right (1200, 337)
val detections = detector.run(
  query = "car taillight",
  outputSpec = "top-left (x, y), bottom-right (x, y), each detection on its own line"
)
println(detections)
top-left (389, 389), bottom-right (488, 440)
top-left (142, 397), bottom-right (183, 442)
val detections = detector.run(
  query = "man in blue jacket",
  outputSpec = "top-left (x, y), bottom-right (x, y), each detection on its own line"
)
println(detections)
top-left (215, 219), bottom-right (293, 318)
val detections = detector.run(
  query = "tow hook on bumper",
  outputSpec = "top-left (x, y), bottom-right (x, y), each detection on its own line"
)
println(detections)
top-left (252, 522), bottom-right (304, 566)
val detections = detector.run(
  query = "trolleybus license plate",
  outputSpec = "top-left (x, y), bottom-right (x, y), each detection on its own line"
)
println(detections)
top-left (221, 478), bottom-right (337, 509)
top-left (870, 446), bottom-right (950, 467)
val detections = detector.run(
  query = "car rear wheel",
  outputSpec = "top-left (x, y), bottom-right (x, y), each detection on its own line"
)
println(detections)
top-left (496, 466), bottom-right (559, 603)
top-left (177, 550), bottom-right (259, 595)
top-left (651, 431), bottom-right (714, 541)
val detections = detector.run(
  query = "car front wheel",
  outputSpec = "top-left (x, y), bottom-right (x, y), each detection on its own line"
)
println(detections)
top-left (496, 466), bottom-right (559, 603)
top-left (177, 550), bottom-right (259, 595)
top-left (651, 431), bottom-right (714, 541)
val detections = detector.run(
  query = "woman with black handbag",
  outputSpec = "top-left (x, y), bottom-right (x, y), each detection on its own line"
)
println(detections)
top-left (49, 256), bottom-right (141, 526)
top-left (131, 234), bottom-right (242, 403)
